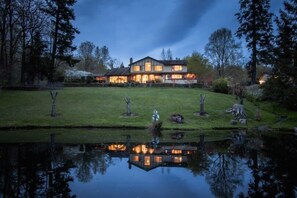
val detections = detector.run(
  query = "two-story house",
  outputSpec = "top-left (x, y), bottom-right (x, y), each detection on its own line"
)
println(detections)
top-left (104, 56), bottom-right (196, 84)
top-left (129, 56), bottom-right (196, 84)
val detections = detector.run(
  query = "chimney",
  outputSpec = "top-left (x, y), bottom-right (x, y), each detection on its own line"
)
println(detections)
top-left (130, 57), bottom-right (133, 65)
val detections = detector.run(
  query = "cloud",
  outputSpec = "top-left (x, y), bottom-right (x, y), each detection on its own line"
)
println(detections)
top-left (153, 0), bottom-right (218, 47)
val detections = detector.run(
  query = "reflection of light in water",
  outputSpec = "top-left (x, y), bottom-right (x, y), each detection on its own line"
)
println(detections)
top-left (133, 156), bottom-right (139, 162)
top-left (154, 156), bottom-right (162, 163)
top-left (142, 145), bottom-right (148, 154)
top-left (149, 148), bottom-right (154, 154)
top-left (108, 144), bottom-right (126, 151)
top-left (144, 156), bottom-right (150, 166)
top-left (172, 149), bottom-right (182, 154)
top-left (173, 156), bottom-right (183, 163)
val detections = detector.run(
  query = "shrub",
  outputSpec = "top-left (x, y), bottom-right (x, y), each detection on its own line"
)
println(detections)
top-left (212, 78), bottom-right (229, 94)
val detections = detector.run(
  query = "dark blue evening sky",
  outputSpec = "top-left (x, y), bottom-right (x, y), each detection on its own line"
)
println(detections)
top-left (73, 0), bottom-right (284, 66)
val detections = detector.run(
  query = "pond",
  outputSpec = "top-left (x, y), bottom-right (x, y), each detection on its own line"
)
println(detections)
top-left (0, 130), bottom-right (297, 198)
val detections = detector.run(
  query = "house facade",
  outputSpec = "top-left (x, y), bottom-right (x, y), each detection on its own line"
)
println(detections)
top-left (129, 56), bottom-right (196, 84)
top-left (104, 56), bottom-right (197, 84)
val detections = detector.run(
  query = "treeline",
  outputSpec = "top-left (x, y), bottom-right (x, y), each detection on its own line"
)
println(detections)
top-left (75, 41), bottom-right (123, 74)
top-left (236, 0), bottom-right (297, 109)
top-left (0, 0), bottom-right (79, 86)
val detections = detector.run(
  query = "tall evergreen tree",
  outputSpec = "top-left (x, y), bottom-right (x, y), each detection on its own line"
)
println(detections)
top-left (236, 0), bottom-right (274, 84)
top-left (264, 0), bottom-right (297, 110)
top-left (160, 48), bottom-right (166, 60)
top-left (43, 0), bottom-right (79, 82)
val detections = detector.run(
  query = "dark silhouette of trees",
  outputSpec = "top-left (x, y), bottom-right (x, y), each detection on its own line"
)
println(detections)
top-left (43, 0), bottom-right (79, 82)
top-left (264, 0), bottom-right (297, 110)
top-left (205, 28), bottom-right (242, 78)
top-left (236, 0), bottom-right (274, 84)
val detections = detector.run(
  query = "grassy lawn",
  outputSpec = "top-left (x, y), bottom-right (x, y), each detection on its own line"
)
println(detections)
top-left (0, 87), bottom-right (296, 130)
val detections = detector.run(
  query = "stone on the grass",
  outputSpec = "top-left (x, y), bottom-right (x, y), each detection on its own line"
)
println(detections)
top-left (230, 119), bottom-right (237, 125)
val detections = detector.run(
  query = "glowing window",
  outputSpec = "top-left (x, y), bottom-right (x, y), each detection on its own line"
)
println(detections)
top-left (172, 65), bottom-right (182, 71)
top-left (142, 75), bottom-right (148, 83)
top-left (109, 76), bottom-right (127, 83)
top-left (149, 74), bottom-right (155, 81)
top-left (134, 75), bottom-right (141, 83)
top-left (154, 65), bottom-right (163, 71)
top-left (145, 62), bottom-right (151, 71)
top-left (172, 74), bottom-right (182, 79)
top-left (133, 65), bottom-right (141, 72)
top-left (186, 73), bottom-right (196, 79)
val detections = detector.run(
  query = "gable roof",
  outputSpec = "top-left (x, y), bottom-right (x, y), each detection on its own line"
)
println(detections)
top-left (129, 56), bottom-right (187, 66)
top-left (105, 67), bottom-right (130, 76)
top-left (129, 56), bottom-right (161, 66)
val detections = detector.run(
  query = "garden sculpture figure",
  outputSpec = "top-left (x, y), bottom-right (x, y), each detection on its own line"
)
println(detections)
top-left (50, 90), bottom-right (58, 117)
top-left (200, 94), bottom-right (206, 115)
top-left (152, 109), bottom-right (159, 122)
top-left (124, 97), bottom-right (131, 116)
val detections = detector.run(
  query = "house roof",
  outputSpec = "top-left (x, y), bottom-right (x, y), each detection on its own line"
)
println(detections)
top-left (161, 60), bottom-right (187, 66)
top-left (129, 56), bottom-right (187, 66)
top-left (105, 67), bottom-right (130, 76)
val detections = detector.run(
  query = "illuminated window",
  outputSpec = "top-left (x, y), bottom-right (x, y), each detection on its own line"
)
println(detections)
top-left (154, 65), bottom-right (163, 71)
top-left (172, 74), bottom-right (182, 79)
top-left (144, 156), bottom-right (151, 166)
top-left (186, 73), bottom-right (196, 79)
top-left (133, 65), bottom-right (141, 72)
top-left (134, 75), bottom-right (141, 83)
top-left (172, 65), bottom-right (182, 71)
top-left (145, 62), bottom-right (151, 71)
top-left (109, 76), bottom-right (127, 83)
top-left (149, 74), bottom-right (155, 81)
top-left (142, 75), bottom-right (148, 83)
top-left (154, 156), bottom-right (162, 163)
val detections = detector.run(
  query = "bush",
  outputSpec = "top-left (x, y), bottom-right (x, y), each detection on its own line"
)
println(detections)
top-left (212, 78), bottom-right (229, 94)
top-left (245, 84), bottom-right (264, 102)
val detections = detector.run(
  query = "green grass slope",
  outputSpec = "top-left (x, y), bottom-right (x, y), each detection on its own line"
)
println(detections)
top-left (0, 87), bottom-right (295, 130)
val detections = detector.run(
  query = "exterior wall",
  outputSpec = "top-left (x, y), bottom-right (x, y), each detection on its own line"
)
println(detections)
top-left (162, 65), bottom-right (187, 73)
top-left (130, 57), bottom-right (165, 74)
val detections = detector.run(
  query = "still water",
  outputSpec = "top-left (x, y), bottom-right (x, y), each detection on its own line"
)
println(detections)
top-left (0, 132), bottom-right (297, 198)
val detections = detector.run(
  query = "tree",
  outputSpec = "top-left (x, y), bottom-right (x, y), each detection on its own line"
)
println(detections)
top-left (25, 31), bottom-right (47, 84)
top-left (264, 0), bottom-right (297, 110)
top-left (160, 48), bottom-right (166, 60)
top-left (185, 51), bottom-right (213, 82)
top-left (236, 0), bottom-right (274, 84)
top-left (160, 48), bottom-right (173, 60)
top-left (166, 48), bottom-right (173, 60)
top-left (205, 28), bottom-right (242, 78)
top-left (43, 0), bottom-right (79, 82)
top-left (78, 41), bottom-right (95, 72)
top-left (100, 45), bottom-right (110, 68)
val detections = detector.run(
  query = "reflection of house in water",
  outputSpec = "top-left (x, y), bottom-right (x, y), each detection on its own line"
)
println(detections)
top-left (129, 144), bottom-right (197, 171)
top-left (63, 144), bottom-right (86, 156)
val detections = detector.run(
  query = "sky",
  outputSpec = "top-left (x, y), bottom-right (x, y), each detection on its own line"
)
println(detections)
top-left (73, 0), bottom-right (284, 66)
